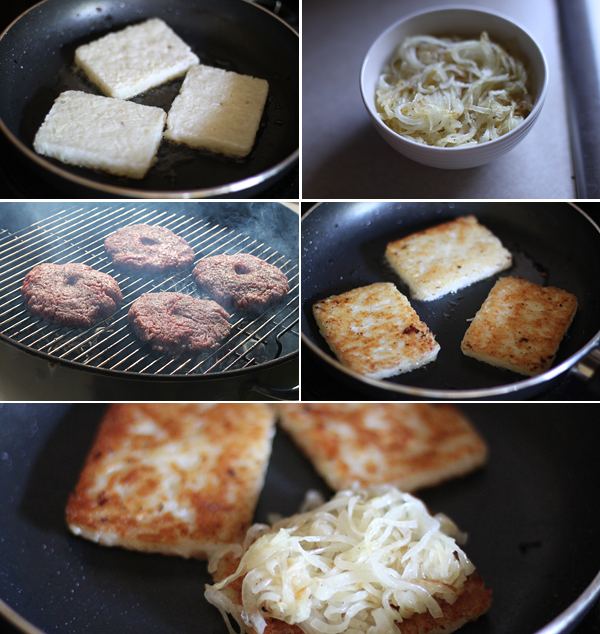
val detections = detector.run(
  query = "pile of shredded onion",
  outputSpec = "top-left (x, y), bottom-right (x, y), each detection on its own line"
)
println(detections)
top-left (205, 485), bottom-right (475, 634)
top-left (375, 32), bottom-right (532, 147)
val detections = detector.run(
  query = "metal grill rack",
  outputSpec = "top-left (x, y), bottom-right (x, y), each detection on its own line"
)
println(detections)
top-left (0, 203), bottom-right (299, 378)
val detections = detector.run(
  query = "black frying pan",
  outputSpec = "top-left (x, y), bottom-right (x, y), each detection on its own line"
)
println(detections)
top-left (0, 0), bottom-right (298, 198)
top-left (0, 404), bottom-right (599, 634)
top-left (302, 202), bottom-right (600, 399)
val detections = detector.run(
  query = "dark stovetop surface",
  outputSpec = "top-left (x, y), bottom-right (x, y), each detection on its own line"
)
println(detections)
top-left (0, 0), bottom-right (299, 200)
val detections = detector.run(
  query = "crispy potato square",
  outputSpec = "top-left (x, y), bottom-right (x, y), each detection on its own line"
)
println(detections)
top-left (312, 282), bottom-right (440, 379)
top-left (66, 404), bottom-right (275, 559)
top-left (386, 216), bottom-right (512, 301)
top-left (461, 276), bottom-right (578, 376)
top-left (276, 403), bottom-right (488, 492)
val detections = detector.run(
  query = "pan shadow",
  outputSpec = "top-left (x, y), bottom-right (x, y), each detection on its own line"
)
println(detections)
top-left (303, 123), bottom-right (490, 199)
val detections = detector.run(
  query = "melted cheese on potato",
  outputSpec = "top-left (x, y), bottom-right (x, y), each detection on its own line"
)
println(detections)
top-left (205, 486), bottom-right (484, 634)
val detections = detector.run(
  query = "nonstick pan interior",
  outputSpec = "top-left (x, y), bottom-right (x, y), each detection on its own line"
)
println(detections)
top-left (0, 0), bottom-right (299, 198)
top-left (1, 404), bottom-right (599, 634)
top-left (302, 202), bottom-right (600, 398)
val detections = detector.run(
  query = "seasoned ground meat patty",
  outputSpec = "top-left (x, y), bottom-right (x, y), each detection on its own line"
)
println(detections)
top-left (128, 292), bottom-right (231, 355)
top-left (104, 224), bottom-right (195, 273)
top-left (192, 254), bottom-right (289, 312)
top-left (22, 263), bottom-right (122, 328)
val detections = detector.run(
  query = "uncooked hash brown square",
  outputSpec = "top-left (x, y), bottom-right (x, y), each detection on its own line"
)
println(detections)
top-left (164, 64), bottom-right (269, 158)
top-left (74, 18), bottom-right (200, 100)
top-left (33, 91), bottom-right (166, 179)
top-left (461, 276), bottom-right (578, 376)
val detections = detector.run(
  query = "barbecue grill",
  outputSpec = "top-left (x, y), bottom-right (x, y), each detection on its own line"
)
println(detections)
top-left (0, 201), bottom-right (299, 400)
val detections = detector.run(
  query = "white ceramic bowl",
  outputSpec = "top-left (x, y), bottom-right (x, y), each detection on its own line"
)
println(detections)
top-left (360, 6), bottom-right (548, 169)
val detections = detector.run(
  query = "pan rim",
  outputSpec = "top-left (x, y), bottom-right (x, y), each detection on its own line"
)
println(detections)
top-left (2, 569), bottom-right (598, 634)
top-left (534, 569), bottom-right (600, 634)
top-left (0, 0), bottom-right (299, 199)
top-left (0, 333), bottom-right (299, 382)
top-left (301, 201), bottom-right (600, 399)
top-left (0, 598), bottom-right (44, 634)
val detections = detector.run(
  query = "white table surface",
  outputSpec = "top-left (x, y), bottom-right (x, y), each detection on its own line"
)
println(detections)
top-left (302, 0), bottom-right (576, 200)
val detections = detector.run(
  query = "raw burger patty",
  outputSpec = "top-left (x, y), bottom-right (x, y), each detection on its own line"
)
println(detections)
top-left (21, 262), bottom-right (122, 328)
top-left (128, 292), bottom-right (231, 354)
top-left (104, 224), bottom-right (195, 273)
top-left (192, 254), bottom-right (289, 312)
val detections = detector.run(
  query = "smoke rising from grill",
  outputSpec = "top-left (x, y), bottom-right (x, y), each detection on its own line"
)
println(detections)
top-left (190, 201), bottom-right (297, 259)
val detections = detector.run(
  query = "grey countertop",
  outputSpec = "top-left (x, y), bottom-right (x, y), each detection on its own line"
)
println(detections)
top-left (302, 0), bottom-right (576, 199)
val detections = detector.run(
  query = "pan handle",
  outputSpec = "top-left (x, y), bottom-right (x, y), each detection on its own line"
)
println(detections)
top-left (242, 380), bottom-right (299, 401)
top-left (570, 346), bottom-right (600, 394)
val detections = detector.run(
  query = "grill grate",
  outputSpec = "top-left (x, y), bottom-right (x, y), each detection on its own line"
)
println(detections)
top-left (0, 203), bottom-right (299, 378)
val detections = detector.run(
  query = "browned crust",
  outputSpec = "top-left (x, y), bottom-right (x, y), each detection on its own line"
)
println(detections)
top-left (461, 276), bottom-right (578, 376)
top-left (66, 404), bottom-right (274, 556)
top-left (275, 404), bottom-right (488, 492)
top-left (213, 553), bottom-right (491, 634)
top-left (396, 574), bottom-right (492, 634)
top-left (385, 216), bottom-right (512, 301)
top-left (312, 283), bottom-right (440, 378)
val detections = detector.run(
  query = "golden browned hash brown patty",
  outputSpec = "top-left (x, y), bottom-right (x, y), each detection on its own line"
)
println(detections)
top-left (275, 404), bottom-right (487, 492)
top-left (104, 224), bottom-right (195, 273)
top-left (66, 403), bottom-right (276, 559)
top-left (128, 292), bottom-right (230, 354)
top-left (193, 254), bottom-right (289, 312)
top-left (212, 553), bottom-right (492, 634)
top-left (21, 262), bottom-right (122, 328)
top-left (385, 215), bottom-right (512, 302)
top-left (312, 282), bottom-right (440, 379)
top-left (461, 276), bottom-right (578, 376)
